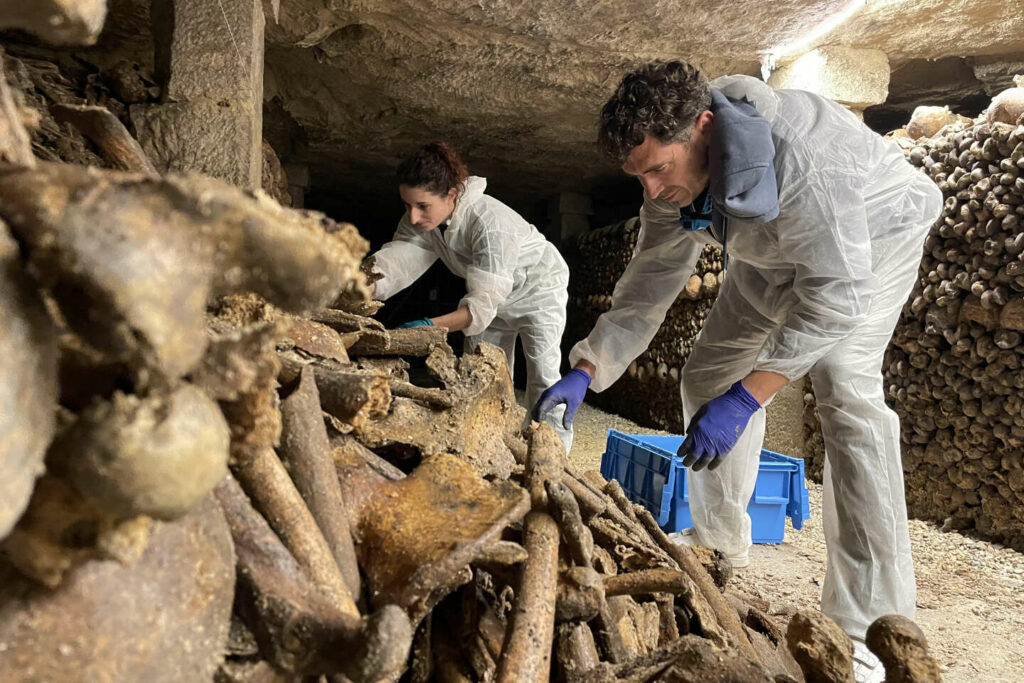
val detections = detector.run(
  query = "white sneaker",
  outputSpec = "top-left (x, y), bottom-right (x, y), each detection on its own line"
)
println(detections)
top-left (666, 528), bottom-right (750, 569)
top-left (852, 637), bottom-right (885, 683)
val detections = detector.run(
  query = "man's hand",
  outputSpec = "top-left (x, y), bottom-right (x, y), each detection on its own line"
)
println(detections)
top-left (532, 367), bottom-right (592, 429)
top-left (678, 380), bottom-right (761, 471)
top-left (397, 317), bottom-right (434, 329)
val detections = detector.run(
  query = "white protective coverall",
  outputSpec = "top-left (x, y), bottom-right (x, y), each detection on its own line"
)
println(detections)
top-left (372, 176), bottom-right (573, 451)
top-left (569, 75), bottom-right (943, 638)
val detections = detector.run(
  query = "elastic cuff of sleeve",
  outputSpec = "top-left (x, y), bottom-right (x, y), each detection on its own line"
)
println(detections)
top-left (569, 368), bottom-right (593, 387)
top-left (731, 380), bottom-right (763, 411)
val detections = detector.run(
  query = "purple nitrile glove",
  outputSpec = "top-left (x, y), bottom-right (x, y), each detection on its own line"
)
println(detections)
top-left (398, 317), bottom-right (434, 328)
top-left (678, 380), bottom-right (761, 472)
top-left (532, 368), bottom-right (592, 429)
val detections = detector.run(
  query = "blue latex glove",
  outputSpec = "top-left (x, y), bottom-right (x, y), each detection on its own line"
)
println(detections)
top-left (678, 380), bottom-right (761, 472)
top-left (531, 369), bottom-right (591, 429)
top-left (398, 318), bottom-right (434, 329)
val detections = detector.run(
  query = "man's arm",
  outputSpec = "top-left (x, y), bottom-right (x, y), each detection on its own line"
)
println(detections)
top-left (568, 193), bottom-right (704, 392)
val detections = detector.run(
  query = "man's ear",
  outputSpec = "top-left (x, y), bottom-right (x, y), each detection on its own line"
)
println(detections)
top-left (694, 110), bottom-right (714, 143)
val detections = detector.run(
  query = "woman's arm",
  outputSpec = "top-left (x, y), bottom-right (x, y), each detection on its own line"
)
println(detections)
top-left (430, 306), bottom-right (473, 332)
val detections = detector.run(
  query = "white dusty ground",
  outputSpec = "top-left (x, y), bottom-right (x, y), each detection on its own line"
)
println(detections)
top-left (564, 397), bottom-right (1024, 683)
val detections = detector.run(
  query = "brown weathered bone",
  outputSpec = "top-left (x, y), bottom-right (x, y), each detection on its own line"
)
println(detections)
top-left (495, 511), bottom-right (559, 683)
top-left (456, 584), bottom-right (498, 682)
top-left (0, 53), bottom-right (34, 167)
top-left (605, 479), bottom-right (640, 524)
top-left (353, 343), bottom-right (521, 479)
top-left (349, 325), bottom-right (449, 356)
top-left (331, 431), bottom-right (406, 482)
top-left (337, 451), bottom-right (529, 623)
top-left (525, 422), bottom-right (566, 508)
top-left (555, 622), bottom-right (601, 680)
top-left (277, 312), bottom-right (351, 364)
top-left (555, 566), bottom-right (605, 622)
top-left (278, 365), bottom-right (361, 599)
top-left (655, 594), bottom-right (680, 645)
top-left (592, 598), bottom-right (630, 664)
top-left (51, 383), bottom-right (231, 520)
top-left (562, 472), bottom-right (607, 520)
top-left (0, 495), bottom-right (234, 681)
top-left (546, 479), bottom-right (594, 568)
top-left (576, 634), bottom-right (775, 683)
top-left (865, 614), bottom-right (942, 683)
top-left (605, 595), bottom-right (644, 658)
top-left (604, 567), bottom-right (699, 598)
top-left (213, 476), bottom-right (412, 681)
top-left (603, 568), bottom-right (724, 649)
top-left (353, 355), bottom-right (410, 380)
top-left (191, 319), bottom-right (281, 402)
top-left (389, 379), bottom-right (455, 409)
top-left (634, 504), bottom-right (758, 663)
top-left (472, 540), bottom-right (529, 568)
top-left (786, 609), bottom-right (855, 683)
top-left (50, 104), bottom-right (158, 176)
top-left (588, 516), bottom-right (672, 571)
top-left (313, 308), bottom-right (388, 335)
top-left (0, 163), bottom-right (366, 378)
top-left (231, 445), bottom-right (359, 618)
top-left (277, 353), bottom-right (391, 430)
top-left (0, 225), bottom-right (56, 540)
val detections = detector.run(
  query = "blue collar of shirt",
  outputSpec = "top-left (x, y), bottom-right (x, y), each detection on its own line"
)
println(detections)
top-left (679, 188), bottom-right (713, 232)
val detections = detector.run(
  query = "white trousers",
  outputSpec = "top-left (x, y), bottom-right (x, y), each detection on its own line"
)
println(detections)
top-left (467, 284), bottom-right (572, 453)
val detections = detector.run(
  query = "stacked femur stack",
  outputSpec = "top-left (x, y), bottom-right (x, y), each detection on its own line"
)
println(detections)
top-left (805, 99), bottom-right (1024, 550)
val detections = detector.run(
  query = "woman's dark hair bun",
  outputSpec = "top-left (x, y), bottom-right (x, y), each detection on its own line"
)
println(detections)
top-left (396, 141), bottom-right (469, 196)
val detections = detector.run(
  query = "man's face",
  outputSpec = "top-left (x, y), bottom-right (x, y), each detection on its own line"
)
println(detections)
top-left (399, 185), bottom-right (457, 231)
top-left (622, 111), bottom-right (713, 207)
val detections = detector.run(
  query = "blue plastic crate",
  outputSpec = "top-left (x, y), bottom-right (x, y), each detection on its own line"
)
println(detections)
top-left (599, 429), bottom-right (810, 544)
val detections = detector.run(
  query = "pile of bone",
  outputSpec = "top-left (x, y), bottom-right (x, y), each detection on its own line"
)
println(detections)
top-left (568, 217), bottom-right (722, 432)
top-left (803, 78), bottom-right (1024, 545)
top-left (881, 79), bottom-right (1024, 549)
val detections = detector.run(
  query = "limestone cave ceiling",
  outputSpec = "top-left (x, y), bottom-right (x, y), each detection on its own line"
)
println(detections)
top-left (103, 0), bottom-right (1024, 212)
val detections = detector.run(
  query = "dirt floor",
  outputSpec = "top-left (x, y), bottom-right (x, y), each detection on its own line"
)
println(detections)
top-left (564, 397), bottom-right (1024, 683)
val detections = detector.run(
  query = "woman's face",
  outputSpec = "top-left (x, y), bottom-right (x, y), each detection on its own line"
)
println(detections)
top-left (400, 185), bottom-right (458, 231)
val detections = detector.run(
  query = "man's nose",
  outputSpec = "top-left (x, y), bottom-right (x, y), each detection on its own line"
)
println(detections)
top-left (640, 176), bottom-right (662, 199)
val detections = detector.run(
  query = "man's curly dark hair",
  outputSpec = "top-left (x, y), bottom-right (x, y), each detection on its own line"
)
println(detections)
top-left (598, 60), bottom-right (712, 163)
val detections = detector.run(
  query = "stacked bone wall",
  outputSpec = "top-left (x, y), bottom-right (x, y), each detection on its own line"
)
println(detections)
top-left (887, 119), bottom-right (1024, 548)
top-left (804, 117), bottom-right (1024, 550)
top-left (566, 218), bottom-right (722, 433)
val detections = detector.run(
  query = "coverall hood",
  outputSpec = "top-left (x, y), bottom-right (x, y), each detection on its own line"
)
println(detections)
top-left (449, 175), bottom-right (488, 227)
top-left (708, 88), bottom-right (780, 224)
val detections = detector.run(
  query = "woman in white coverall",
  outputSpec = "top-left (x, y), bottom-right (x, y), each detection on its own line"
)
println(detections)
top-left (371, 142), bottom-right (573, 451)
top-left (534, 62), bottom-right (942, 682)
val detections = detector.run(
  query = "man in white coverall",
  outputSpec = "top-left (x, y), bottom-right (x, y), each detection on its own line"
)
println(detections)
top-left (533, 61), bottom-right (942, 682)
